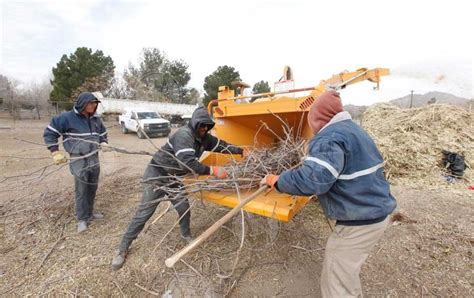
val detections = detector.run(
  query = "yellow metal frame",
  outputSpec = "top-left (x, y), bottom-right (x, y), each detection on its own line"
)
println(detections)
top-left (193, 67), bottom-right (389, 222)
top-left (198, 187), bottom-right (311, 222)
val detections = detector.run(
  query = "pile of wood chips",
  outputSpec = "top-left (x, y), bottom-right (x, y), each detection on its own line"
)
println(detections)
top-left (362, 103), bottom-right (473, 187)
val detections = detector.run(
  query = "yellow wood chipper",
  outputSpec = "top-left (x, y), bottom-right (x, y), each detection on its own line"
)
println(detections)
top-left (197, 67), bottom-right (389, 222)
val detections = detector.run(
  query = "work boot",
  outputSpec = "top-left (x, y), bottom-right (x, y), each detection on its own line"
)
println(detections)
top-left (89, 212), bottom-right (104, 221)
top-left (77, 220), bottom-right (88, 233)
top-left (111, 250), bottom-right (127, 270)
top-left (180, 219), bottom-right (192, 242)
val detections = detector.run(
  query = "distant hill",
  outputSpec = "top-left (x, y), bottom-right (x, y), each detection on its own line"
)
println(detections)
top-left (390, 91), bottom-right (471, 109)
top-left (344, 91), bottom-right (472, 119)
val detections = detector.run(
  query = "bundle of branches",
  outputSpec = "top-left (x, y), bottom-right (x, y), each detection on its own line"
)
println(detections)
top-left (362, 103), bottom-right (474, 187)
top-left (153, 123), bottom-right (307, 199)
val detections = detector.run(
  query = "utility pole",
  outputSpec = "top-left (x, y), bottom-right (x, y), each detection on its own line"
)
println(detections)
top-left (409, 90), bottom-right (414, 108)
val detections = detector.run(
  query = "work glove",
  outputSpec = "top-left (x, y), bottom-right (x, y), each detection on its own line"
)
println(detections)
top-left (51, 151), bottom-right (67, 165)
top-left (210, 166), bottom-right (228, 179)
top-left (260, 174), bottom-right (279, 192)
top-left (100, 142), bottom-right (113, 152)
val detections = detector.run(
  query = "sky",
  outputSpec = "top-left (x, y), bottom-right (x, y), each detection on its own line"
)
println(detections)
top-left (0, 0), bottom-right (472, 105)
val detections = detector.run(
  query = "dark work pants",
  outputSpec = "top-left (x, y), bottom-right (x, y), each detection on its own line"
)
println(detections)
top-left (70, 155), bottom-right (100, 221)
top-left (118, 162), bottom-right (191, 252)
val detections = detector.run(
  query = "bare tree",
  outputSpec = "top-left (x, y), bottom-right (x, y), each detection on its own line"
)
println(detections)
top-left (0, 74), bottom-right (21, 120)
top-left (104, 75), bottom-right (134, 99)
top-left (1, 74), bottom-right (54, 119)
top-left (22, 80), bottom-right (52, 119)
top-left (0, 74), bottom-right (12, 106)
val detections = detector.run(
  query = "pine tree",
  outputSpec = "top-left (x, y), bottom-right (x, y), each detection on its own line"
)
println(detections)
top-left (50, 47), bottom-right (115, 108)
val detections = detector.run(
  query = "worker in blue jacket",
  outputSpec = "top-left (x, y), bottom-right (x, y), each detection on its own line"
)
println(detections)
top-left (261, 90), bottom-right (396, 297)
top-left (43, 92), bottom-right (109, 233)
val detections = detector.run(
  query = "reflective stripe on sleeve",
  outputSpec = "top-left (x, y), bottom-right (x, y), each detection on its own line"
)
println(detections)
top-left (176, 148), bottom-right (195, 156)
top-left (339, 163), bottom-right (384, 180)
top-left (211, 138), bottom-right (220, 152)
top-left (47, 125), bottom-right (61, 135)
top-left (305, 157), bottom-right (339, 178)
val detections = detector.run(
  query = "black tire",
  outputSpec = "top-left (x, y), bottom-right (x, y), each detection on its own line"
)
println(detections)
top-left (121, 123), bottom-right (128, 134)
top-left (137, 129), bottom-right (146, 139)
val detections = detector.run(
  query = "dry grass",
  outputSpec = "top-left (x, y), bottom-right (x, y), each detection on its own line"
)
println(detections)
top-left (362, 103), bottom-right (474, 187)
top-left (0, 172), bottom-right (330, 296)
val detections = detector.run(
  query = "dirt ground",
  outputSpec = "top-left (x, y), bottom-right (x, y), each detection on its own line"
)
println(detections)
top-left (0, 119), bottom-right (472, 297)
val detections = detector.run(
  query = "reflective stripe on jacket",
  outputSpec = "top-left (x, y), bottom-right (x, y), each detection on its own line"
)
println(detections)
top-left (277, 111), bottom-right (396, 221)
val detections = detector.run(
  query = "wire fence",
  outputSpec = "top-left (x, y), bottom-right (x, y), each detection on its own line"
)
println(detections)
top-left (0, 100), bottom-right (67, 121)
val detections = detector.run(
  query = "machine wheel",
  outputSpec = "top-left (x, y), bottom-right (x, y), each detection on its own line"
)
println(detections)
top-left (121, 123), bottom-right (128, 134)
top-left (137, 129), bottom-right (146, 139)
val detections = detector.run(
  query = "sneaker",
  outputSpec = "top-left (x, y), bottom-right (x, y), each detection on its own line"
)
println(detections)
top-left (77, 220), bottom-right (88, 233)
top-left (111, 250), bottom-right (127, 270)
top-left (90, 212), bottom-right (104, 220)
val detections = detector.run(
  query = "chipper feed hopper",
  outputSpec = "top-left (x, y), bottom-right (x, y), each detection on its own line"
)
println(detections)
top-left (198, 68), bottom-right (389, 222)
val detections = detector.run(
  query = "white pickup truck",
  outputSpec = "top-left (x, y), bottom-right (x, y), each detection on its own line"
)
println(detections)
top-left (118, 108), bottom-right (171, 138)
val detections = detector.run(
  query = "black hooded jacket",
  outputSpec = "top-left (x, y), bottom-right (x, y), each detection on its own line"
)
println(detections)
top-left (152, 107), bottom-right (243, 175)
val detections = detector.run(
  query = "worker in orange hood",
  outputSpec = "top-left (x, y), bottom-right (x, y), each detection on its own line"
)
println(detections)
top-left (307, 90), bottom-right (344, 133)
top-left (261, 90), bottom-right (396, 297)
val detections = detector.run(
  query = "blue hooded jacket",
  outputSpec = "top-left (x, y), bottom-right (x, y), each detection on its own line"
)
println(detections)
top-left (43, 92), bottom-right (107, 156)
top-left (277, 111), bottom-right (396, 225)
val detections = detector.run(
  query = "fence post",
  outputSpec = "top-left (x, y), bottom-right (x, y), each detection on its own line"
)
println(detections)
top-left (35, 100), bottom-right (41, 120)
top-left (10, 93), bottom-right (16, 124)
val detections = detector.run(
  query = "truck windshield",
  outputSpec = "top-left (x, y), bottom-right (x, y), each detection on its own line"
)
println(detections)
top-left (137, 112), bottom-right (159, 119)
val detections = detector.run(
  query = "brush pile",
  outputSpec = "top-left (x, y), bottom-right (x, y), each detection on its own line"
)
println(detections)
top-left (153, 125), bottom-right (307, 198)
top-left (362, 103), bottom-right (474, 186)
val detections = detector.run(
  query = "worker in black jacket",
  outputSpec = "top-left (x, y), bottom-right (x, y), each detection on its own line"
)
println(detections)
top-left (112, 107), bottom-right (247, 270)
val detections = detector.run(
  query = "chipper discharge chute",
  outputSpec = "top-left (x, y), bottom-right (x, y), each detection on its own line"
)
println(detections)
top-left (196, 67), bottom-right (389, 222)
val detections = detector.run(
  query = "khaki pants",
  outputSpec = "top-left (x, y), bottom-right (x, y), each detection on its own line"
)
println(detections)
top-left (321, 218), bottom-right (389, 298)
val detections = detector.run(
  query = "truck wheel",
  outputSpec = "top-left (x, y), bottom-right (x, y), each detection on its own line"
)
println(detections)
top-left (121, 123), bottom-right (128, 134)
top-left (137, 129), bottom-right (146, 139)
